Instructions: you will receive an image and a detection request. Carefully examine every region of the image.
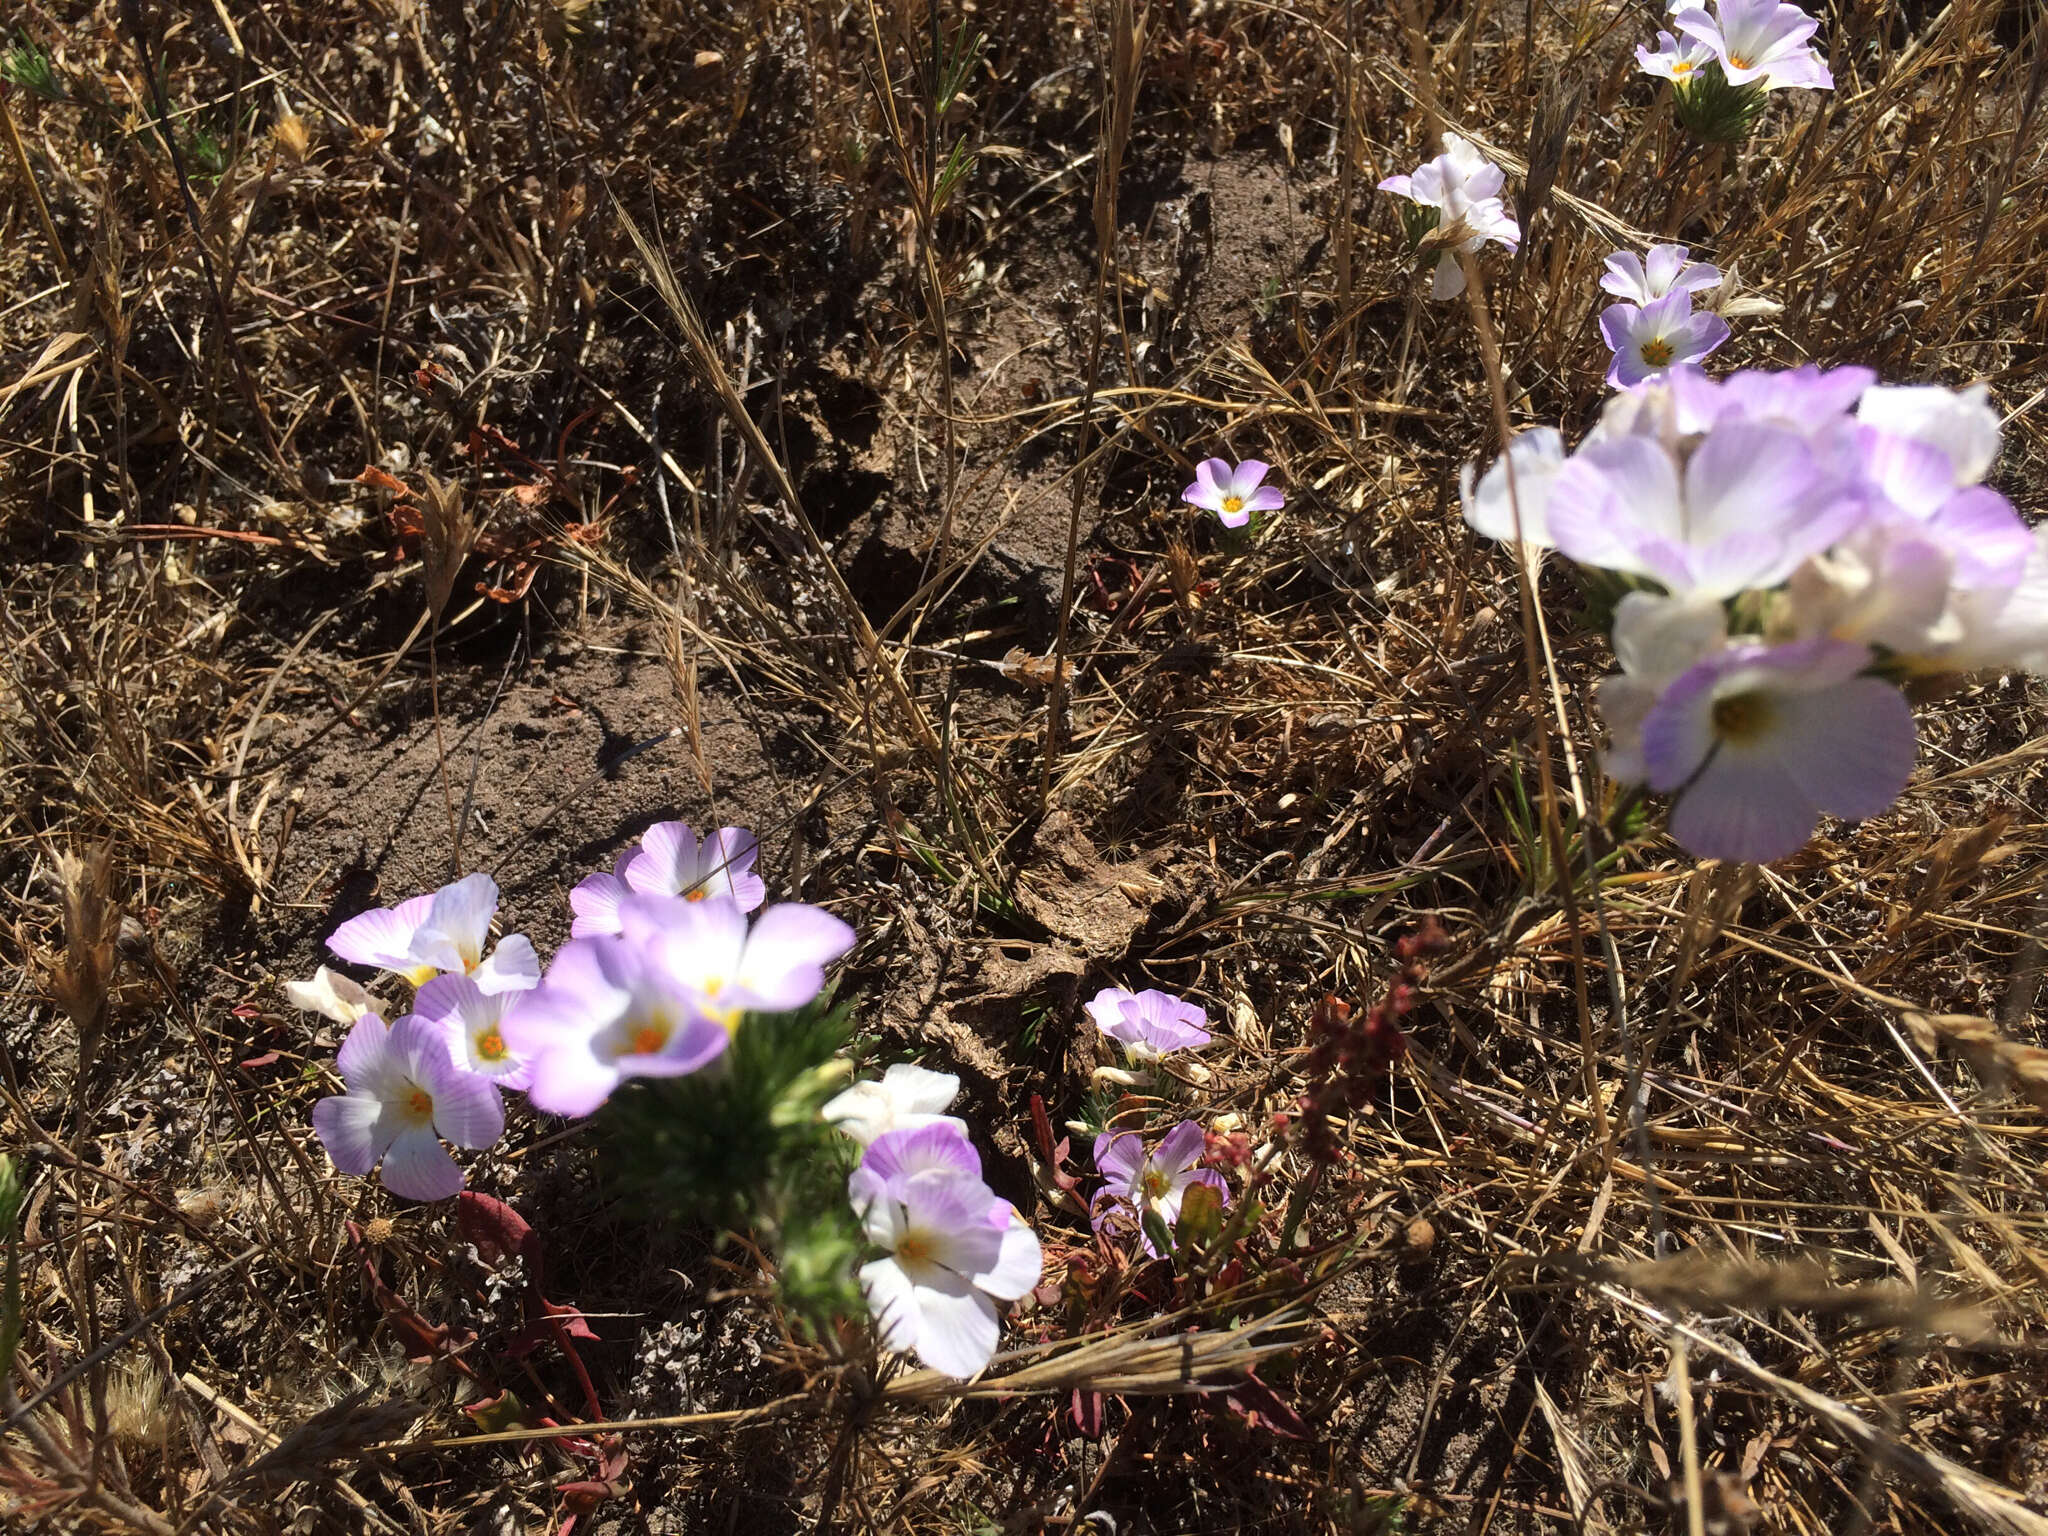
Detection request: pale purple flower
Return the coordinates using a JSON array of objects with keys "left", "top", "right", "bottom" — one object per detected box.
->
[
  {"left": 1636, "top": 28, "right": 1719, "bottom": 84},
  {"left": 569, "top": 822, "right": 765, "bottom": 937},
  {"left": 1601, "top": 244, "right": 1723, "bottom": 305},
  {"left": 415, "top": 973, "right": 532, "bottom": 1091},
  {"left": 851, "top": 1125, "right": 1042, "bottom": 1379},
  {"left": 1672, "top": 0, "right": 1833, "bottom": 90},
  {"left": 1377, "top": 132, "right": 1519, "bottom": 301},
  {"left": 1671, "top": 363, "right": 1876, "bottom": 436},
  {"left": 1600, "top": 290, "right": 1731, "bottom": 388},
  {"left": 1543, "top": 417, "right": 1863, "bottom": 598},
  {"left": 1641, "top": 637, "right": 1915, "bottom": 862},
  {"left": 1183, "top": 458, "right": 1284, "bottom": 528},
  {"left": 1091, "top": 1121, "right": 1227, "bottom": 1257},
  {"left": 503, "top": 893, "right": 854, "bottom": 1116},
  {"left": 1086, "top": 986, "right": 1211, "bottom": 1062},
  {"left": 327, "top": 873, "right": 539, "bottom": 995},
  {"left": 310, "top": 1011, "right": 504, "bottom": 1201},
  {"left": 823, "top": 1064, "right": 967, "bottom": 1147}
]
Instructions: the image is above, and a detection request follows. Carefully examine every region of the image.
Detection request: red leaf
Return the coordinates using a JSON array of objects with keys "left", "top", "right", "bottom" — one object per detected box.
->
[
  {"left": 1220, "top": 1368, "right": 1312, "bottom": 1440},
  {"left": 456, "top": 1191, "right": 537, "bottom": 1267}
]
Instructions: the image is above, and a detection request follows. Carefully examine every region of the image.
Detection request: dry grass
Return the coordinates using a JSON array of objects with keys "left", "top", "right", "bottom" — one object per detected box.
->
[{"left": 3, "top": 0, "right": 2048, "bottom": 1531}]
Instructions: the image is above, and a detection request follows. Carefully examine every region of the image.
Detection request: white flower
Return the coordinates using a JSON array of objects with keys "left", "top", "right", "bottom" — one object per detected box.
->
[
  {"left": 851, "top": 1126, "right": 1042, "bottom": 1379},
  {"left": 285, "top": 965, "right": 379, "bottom": 1025},
  {"left": 327, "top": 873, "right": 540, "bottom": 994},
  {"left": 822, "top": 1064, "right": 967, "bottom": 1147},
  {"left": 1377, "top": 132, "right": 1520, "bottom": 301}
]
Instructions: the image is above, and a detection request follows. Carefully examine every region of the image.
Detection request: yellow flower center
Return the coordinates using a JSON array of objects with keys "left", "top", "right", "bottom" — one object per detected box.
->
[
  {"left": 402, "top": 963, "right": 439, "bottom": 987},
  {"left": 1640, "top": 337, "right": 1675, "bottom": 367},
  {"left": 1727, "top": 53, "right": 1752, "bottom": 70},
  {"left": 684, "top": 887, "right": 708, "bottom": 902},
  {"left": 1671, "top": 60, "right": 1694, "bottom": 75},
  {"left": 1712, "top": 691, "right": 1776, "bottom": 744},
  {"left": 404, "top": 1087, "right": 434, "bottom": 1122},
  {"left": 476, "top": 1030, "right": 507, "bottom": 1062},
  {"left": 1221, "top": 495, "right": 1244, "bottom": 515},
  {"left": 1141, "top": 1167, "right": 1173, "bottom": 1202}
]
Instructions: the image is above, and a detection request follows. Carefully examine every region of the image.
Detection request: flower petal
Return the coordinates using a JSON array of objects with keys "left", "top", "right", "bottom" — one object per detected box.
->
[
  {"left": 908, "top": 1271, "right": 1001, "bottom": 1378},
  {"left": 1153, "top": 1119, "right": 1208, "bottom": 1174},
  {"left": 334, "top": 1011, "right": 394, "bottom": 1087},
  {"left": 1092, "top": 1129, "right": 1146, "bottom": 1184},
  {"left": 975, "top": 1215, "right": 1044, "bottom": 1301},
  {"left": 327, "top": 893, "right": 432, "bottom": 970},
  {"left": 474, "top": 934, "right": 540, "bottom": 995},
  {"left": 378, "top": 1127, "right": 465, "bottom": 1202},
  {"left": 568, "top": 872, "right": 630, "bottom": 937},
  {"left": 311, "top": 1093, "right": 394, "bottom": 1176},
  {"left": 421, "top": 1058, "right": 506, "bottom": 1150},
  {"left": 859, "top": 1257, "right": 923, "bottom": 1356},
  {"left": 735, "top": 902, "right": 856, "bottom": 1013}
]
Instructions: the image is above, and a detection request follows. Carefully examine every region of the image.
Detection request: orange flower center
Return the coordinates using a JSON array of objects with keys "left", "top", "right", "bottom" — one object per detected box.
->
[
  {"left": 1728, "top": 53, "right": 1752, "bottom": 70},
  {"left": 1640, "top": 337, "right": 1675, "bottom": 367},
  {"left": 476, "top": 1030, "right": 507, "bottom": 1061},
  {"left": 897, "top": 1231, "right": 934, "bottom": 1266},
  {"left": 405, "top": 1087, "right": 434, "bottom": 1120},
  {"left": 684, "top": 887, "right": 708, "bottom": 902},
  {"left": 1141, "top": 1168, "right": 1173, "bottom": 1201},
  {"left": 631, "top": 1023, "right": 671, "bottom": 1056}
]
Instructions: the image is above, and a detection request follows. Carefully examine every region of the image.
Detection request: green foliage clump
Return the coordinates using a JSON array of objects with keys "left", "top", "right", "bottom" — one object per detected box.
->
[{"left": 594, "top": 1000, "right": 866, "bottom": 1332}]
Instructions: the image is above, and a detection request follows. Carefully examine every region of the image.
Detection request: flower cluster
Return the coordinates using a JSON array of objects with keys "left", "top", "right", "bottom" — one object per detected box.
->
[
  {"left": 1639, "top": 0, "right": 1832, "bottom": 141},
  {"left": 829, "top": 1072, "right": 1042, "bottom": 1378},
  {"left": 1599, "top": 244, "right": 1728, "bottom": 388},
  {"left": 1464, "top": 367, "right": 2038, "bottom": 861},
  {"left": 299, "top": 825, "right": 852, "bottom": 1197},
  {"left": 1377, "top": 133, "right": 1520, "bottom": 300}
]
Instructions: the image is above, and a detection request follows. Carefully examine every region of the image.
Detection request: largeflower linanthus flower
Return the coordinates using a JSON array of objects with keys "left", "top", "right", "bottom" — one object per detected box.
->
[
  {"left": 1183, "top": 459, "right": 1284, "bottom": 529},
  {"left": 823, "top": 1064, "right": 968, "bottom": 1147},
  {"left": 310, "top": 1011, "right": 505, "bottom": 1201},
  {"left": 1600, "top": 290, "right": 1731, "bottom": 388},
  {"left": 851, "top": 1125, "right": 1042, "bottom": 1378},
  {"left": 1091, "top": 1121, "right": 1228, "bottom": 1257},
  {"left": 1640, "top": 636, "right": 1915, "bottom": 862},
  {"left": 1086, "top": 986, "right": 1212, "bottom": 1062},
  {"left": 1377, "top": 132, "right": 1520, "bottom": 300},
  {"left": 1600, "top": 244, "right": 1723, "bottom": 305},
  {"left": 415, "top": 973, "right": 532, "bottom": 1091},
  {"left": 505, "top": 893, "right": 855, "bottom": 1116},
  {"left": 1542, "top": 410, "right": 1860, "bottom": 599},
  {"left": 570, "top": 822, "right": 765, "bottom": 938},
  {"left": 1672, "top": 0, "right": 1833, "bottom": 91},
  {"left": 327, "top": 873, "right": 539, "bottom": 994}
]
